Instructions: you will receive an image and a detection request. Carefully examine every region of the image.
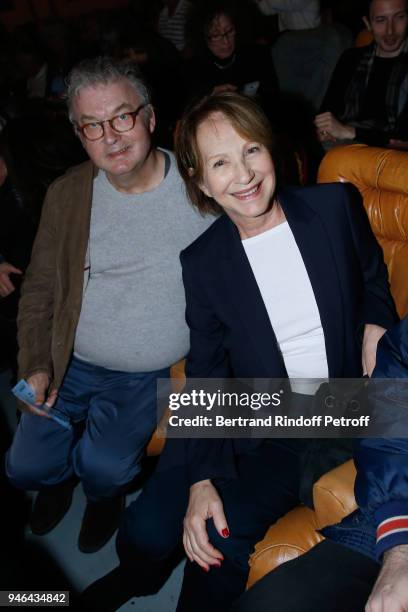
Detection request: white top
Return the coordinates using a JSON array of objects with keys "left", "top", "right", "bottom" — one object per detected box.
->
[
  {"left": 255, "top": 0, "right": 321, "bottom": 31},
  {"left": 243, "top": 221, "right": 328, "bottom": 393}
]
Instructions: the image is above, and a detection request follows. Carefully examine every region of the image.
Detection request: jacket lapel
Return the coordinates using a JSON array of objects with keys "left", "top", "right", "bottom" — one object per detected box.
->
[
  {"left": 219, "top": 218, "right": 287, "bottom": 377},
  {"left": 217, "top": 188, "right": 346, "bottom": 377}
]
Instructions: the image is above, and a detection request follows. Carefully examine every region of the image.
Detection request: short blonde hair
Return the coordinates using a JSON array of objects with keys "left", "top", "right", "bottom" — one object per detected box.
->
[{"left": 175, "top": 92, "right": 276, "bottom": 215}]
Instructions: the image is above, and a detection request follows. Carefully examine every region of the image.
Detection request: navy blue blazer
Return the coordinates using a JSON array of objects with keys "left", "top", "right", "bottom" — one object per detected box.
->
[{"left": 161, "top": 183, "right": 397, "bottom": 485}]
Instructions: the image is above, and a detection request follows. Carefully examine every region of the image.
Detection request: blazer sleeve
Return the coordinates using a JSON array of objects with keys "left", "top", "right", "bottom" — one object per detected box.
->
[
  {"left": 181, "top": 249, "right": 232, "bottom": 379},
  {"left": 179, "top": 248, "right": 237, "bottom": 485},
  {"left": 354, "top": 317, "right": 408, "bottom": 559},
  {"left": 342, "top": 184, "right": 398, "bottom": 332},
  {"left": 17, "top": 184, "right": 58, "bottom": 381}
]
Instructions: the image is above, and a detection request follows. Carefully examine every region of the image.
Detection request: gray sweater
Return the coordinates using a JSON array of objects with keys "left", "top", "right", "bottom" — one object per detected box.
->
[{"left": 74, "top": 151, "right": 213, "bottom": 372}]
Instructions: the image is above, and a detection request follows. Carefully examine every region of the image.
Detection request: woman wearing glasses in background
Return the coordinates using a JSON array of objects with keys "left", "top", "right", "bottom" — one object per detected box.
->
[{"left": 186, "top": 1, "right": 279, "bottom": 113}]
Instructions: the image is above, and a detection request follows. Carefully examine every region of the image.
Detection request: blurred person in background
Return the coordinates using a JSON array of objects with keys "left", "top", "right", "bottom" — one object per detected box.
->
[
  {"left": 0, "top": 112, "right": 83, "bottom": 376},
  {"left": 158, "top": 0, "right": 193, "bottom": 54},
  {"left": 254, "top": 0, "right": 321, "bottom": 31},
  {"left": 186, "top": 0, "right": 279, "bottom": 113},
  {"left": 315, "top": 0, "right": 408, "bottom": 148}
]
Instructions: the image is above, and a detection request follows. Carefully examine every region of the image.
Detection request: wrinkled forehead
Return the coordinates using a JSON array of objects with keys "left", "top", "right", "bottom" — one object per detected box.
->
[
  {"left": 196, "top": 112, "right": 236, "bottom": 144},
  {"left": 72, "top": 78, "right": 141, "bottom": 121}
]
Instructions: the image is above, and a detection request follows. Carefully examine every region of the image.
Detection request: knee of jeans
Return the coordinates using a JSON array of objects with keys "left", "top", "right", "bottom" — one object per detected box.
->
[
  {"left": 117, "top": 503, "right": 176, "bottom": 562},
  {"left": 5, "top": 448, "right": 53, "bottom": 491},
  {"left": 75, "top": 446, "right": 138, "bottom": 498}
]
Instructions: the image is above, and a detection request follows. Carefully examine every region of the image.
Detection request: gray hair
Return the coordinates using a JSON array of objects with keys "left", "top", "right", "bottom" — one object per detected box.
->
[{"left": 66, "top": 56, "right": 151, "bottom": 123}]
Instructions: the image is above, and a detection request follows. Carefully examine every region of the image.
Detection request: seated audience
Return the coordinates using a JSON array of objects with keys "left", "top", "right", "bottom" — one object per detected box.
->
[
  {"left": 157, "top": 0, "right": 192, "bottom": 53},
  {"left": 186, "top": 0, "right": 279, "bottom": 117},
  {"left": 82, "top": 92, "right": 397, "bottom": 611},
  {"left": 315, "top": 0, "right": 408, "bottom": 148},
  {"left": 0, "top": 113, "right": 82, "bottom": 375},
  {"left": 5, "top": 57, "right": 212, "bottom": 556}
]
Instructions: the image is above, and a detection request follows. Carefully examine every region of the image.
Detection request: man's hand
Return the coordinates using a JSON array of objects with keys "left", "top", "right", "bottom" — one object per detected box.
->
[
  {"left": 314, "top": 112, "right": 356, "bottom": 142},
  {"left": 0, "top": 262, "right": 22, "bottom": 297},
  {"left": 366, "top": 545, "right": 408, "bottom": 611},
  {"left": 362, "top": 324, "right": 387, "bottom": 377},
  {"left": 20, "top": 373, "right": 58, "bottom": 417},
  {"left": 183, "top": 479, "right": 229, "bottom": 571}
]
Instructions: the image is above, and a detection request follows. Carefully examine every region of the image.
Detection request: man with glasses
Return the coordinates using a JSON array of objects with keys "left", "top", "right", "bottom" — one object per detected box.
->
[{"left": 6, "top": 56, "right": 213, "bottom": 553}]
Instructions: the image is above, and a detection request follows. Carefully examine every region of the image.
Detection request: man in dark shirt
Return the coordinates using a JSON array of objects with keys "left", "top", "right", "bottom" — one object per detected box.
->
[{"left": 315, "top": 0, "right": 408, "bottom": 148}]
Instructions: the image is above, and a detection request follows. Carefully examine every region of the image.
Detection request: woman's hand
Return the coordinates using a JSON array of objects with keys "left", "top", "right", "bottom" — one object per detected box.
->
[
  {"left": 183, "top": 479, "right": 229, "bottom": 571},
  {"left": 362, "top": 324, "right": 387, "bottom": 377}
]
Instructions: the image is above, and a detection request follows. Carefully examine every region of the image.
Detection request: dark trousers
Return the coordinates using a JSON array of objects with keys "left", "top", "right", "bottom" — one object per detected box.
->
[
  {"left": 118, "top": 440, "right": 303, "bottom": 611},
  {"left": 6, "top": 356, "right": 169, "bottom": 500},
  {"left": 233, "top": 539, "right": 380, "bottom": 612}
]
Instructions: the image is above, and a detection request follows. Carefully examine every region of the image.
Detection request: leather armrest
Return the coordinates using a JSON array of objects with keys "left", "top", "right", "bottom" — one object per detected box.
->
[
  {"left": 247, "top": 506, "right": 324, "bottom": 589},
  {"left": 247, "top": 460, "right": 357, "bottom": 588},
  {"left": 146, "top": 359, "right": 185, "bottom": 456},
  {"left": 313, "top": 459, "right": 357, "bottom": 529}
]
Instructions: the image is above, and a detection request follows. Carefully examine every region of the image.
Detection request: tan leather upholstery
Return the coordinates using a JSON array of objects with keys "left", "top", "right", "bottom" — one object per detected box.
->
[
  {"left": 247, "top": 144, "right": 408, "bottom": 587},
  {"left": 318, "top": 145, "right": 408, "bottom": 318},
  {"left": 313, "top": 460, "right": 357, "bottom": 530},
  {"left": 247, "top": 506, "right": 324, "bottom": 589},
  {"left": 247, "top": 461, "right": 357, "bottom": 587},
  {"left": 146, "top": 359, "right": 186, "bottom": 456}
]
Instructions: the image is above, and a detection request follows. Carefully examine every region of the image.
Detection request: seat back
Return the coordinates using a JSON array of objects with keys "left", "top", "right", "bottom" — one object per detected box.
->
[
  {"left": 272, "top": 24, "right": 353, "bottom": 111},
  {"left": 318, "top": 144, "right": 408, "bottom": 318}
]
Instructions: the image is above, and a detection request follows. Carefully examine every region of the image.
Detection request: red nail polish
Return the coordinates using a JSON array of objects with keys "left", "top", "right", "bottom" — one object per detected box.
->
[
  {"left": 203, "top": 566, "right": 209, "bottom": 573},
  {"left": 213, "top": 561, "right": 221, "bottom": 568},
  {"left": 222, "top": 528, "right": 230, "bottom": 538}
]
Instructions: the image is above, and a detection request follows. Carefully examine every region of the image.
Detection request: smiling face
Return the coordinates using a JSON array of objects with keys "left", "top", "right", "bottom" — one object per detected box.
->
[
  {"left": 364, "top": 0, "right": 408, "bottom": 57},
  {"left": 196, "top": 112, "right": 276, "bottom": 229},
  {"left": 72, "top": 78, "right": 155, "bottom": 184}
]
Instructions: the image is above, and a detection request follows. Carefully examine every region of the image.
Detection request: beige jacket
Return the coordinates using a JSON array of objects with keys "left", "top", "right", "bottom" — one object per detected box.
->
[{"left": 18, "top": 161, "right": 95, "bottom": 388}]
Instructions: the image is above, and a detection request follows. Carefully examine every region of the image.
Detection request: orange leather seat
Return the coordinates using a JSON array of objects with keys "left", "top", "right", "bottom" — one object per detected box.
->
[
  {"left": 355, "top": 29, "right": 374, "bottom": 48},
  {"left": 146, "top": 358, "right": 186, "bottom": 456}
]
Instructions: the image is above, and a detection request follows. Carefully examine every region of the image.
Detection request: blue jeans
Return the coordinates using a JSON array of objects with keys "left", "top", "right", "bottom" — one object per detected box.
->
[{"left": 6, "top": 356, "right": 169, "bottom": 500}]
